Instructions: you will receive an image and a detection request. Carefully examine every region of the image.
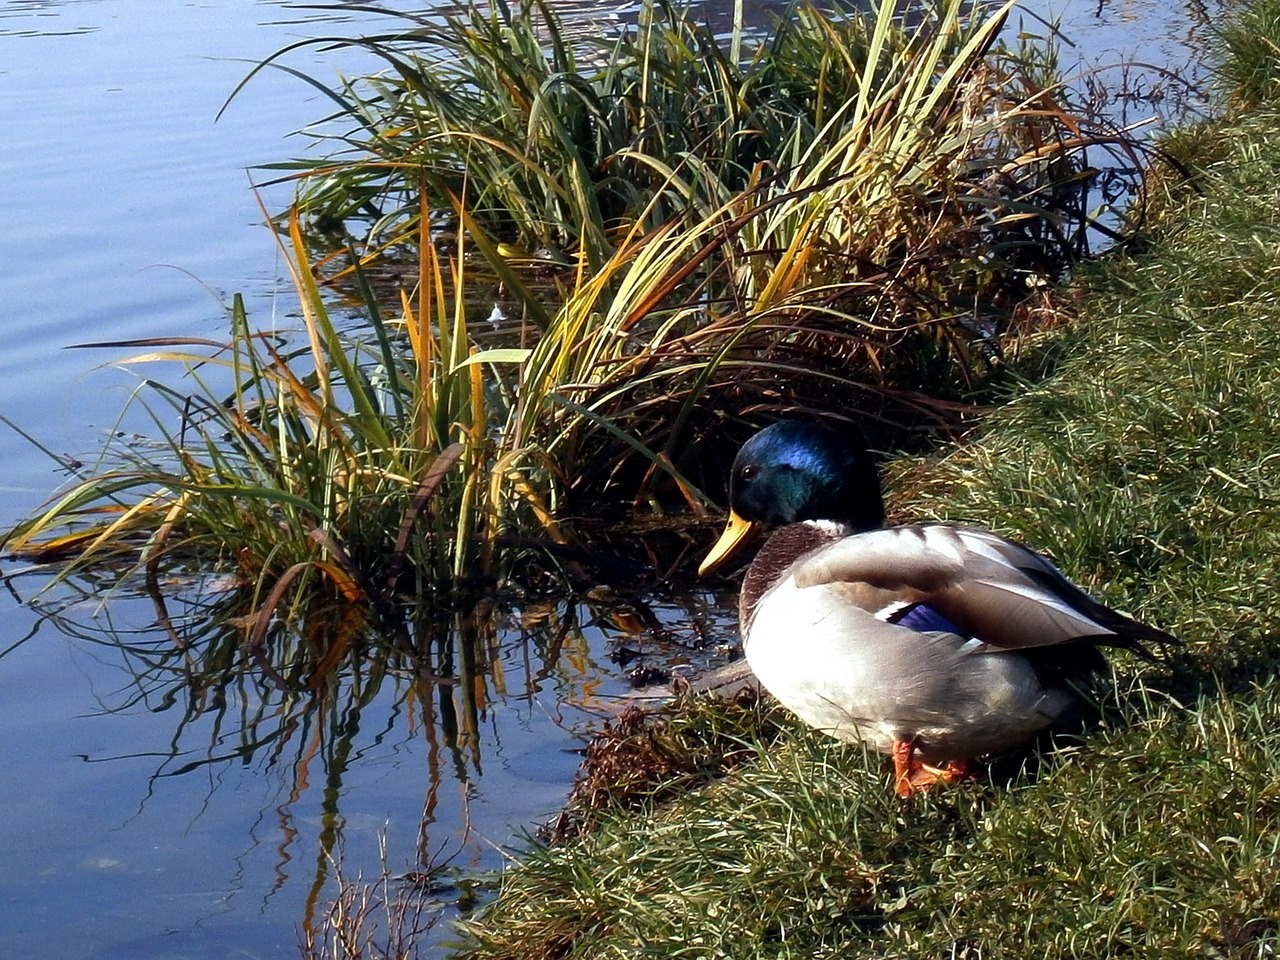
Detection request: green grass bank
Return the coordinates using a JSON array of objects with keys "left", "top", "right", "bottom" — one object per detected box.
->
[{"left": 448, "top": 13, "right": 1280, "bottom": 960}]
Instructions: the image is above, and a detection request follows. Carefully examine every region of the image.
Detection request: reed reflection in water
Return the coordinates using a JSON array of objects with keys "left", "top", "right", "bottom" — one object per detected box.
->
[{"left": 4, "top": 565, "right": 734, "bottom": 944}]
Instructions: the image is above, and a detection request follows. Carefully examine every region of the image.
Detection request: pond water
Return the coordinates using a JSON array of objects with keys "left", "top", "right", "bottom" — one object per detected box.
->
[{"left": 0, "top": 0, "right": 1217, "bottom": 957}]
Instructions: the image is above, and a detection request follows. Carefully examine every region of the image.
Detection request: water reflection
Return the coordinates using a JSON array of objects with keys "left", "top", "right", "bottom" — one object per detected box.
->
[
  {"left": 0, "top": 0, "right": 101, "bottom": 37},
  {"left": 261, "top": 0, "right": 443, "bottom": 26},
  {"left": 0, "top": 0, "right": 434, "bottom": 38},
  {"left": 4, "top": 563, "right": 734, "bottom": 948}
]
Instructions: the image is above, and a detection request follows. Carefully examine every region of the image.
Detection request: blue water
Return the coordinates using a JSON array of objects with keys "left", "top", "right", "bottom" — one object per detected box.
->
[{"left": 0, "top": 0, "right": 1213, "bottom": 957}]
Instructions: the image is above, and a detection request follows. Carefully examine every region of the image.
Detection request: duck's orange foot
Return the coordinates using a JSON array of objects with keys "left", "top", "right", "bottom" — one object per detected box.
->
[{"left": 891, "top": 740, "right": 975, "bottom": 798}]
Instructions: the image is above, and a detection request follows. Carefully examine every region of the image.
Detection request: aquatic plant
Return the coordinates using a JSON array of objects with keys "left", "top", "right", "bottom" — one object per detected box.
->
[
  {"left": 4, "top": 0, "right": 1148, "bottom": 626},
  {"left": 263, "top": 0, "right": 1141, "bottom": 279},
  {"left": 2, "top": 202, "right": 590, "bottom": 609},
  {"left": 256, "top": 0, "right": 1147, "bottom": 479}
]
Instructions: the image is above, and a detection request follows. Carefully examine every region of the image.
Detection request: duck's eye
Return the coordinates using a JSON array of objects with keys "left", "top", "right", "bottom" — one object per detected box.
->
[{"left": 739, "top": 465, "right": 758, "bottom": 482}]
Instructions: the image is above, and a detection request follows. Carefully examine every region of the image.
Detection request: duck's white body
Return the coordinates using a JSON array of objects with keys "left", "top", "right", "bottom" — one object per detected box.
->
[{"left": 741, "top": 522, "right": 1145, "bottom": 763}]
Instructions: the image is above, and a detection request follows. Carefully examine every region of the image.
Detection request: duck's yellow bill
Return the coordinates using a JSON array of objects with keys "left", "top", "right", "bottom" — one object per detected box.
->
[{"left": 698, "top": 509, "right": 761, "bottom": 576}]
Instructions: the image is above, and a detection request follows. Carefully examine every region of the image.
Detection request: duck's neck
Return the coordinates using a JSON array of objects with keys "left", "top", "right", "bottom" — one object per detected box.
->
[{"left": 740, "top": 520, "right": 855, "bottom": 637}]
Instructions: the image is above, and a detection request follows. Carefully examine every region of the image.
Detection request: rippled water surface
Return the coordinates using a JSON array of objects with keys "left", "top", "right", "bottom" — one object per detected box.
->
[{"left": 0, "top": 0, "right": 1215, "bottom": 957}]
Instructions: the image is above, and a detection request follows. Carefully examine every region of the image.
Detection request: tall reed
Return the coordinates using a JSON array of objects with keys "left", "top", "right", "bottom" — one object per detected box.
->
[
  {"left": 3, "top": 201, "right": 580, "bottom": 614},
  {"left": 253, "top": 0, "right": 1145, "bottom": 489}
]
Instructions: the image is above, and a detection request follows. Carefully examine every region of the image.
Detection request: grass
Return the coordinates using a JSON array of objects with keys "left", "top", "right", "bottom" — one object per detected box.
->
[
  {"left": 458, "top": 694, "right": 1280, "bottom": 958},
  {"left": 1212, "top": 0, "right": 1280, "bottom": 110},
  {"left": 444, "top": 9, "right": 1280, "bottom": 956}
]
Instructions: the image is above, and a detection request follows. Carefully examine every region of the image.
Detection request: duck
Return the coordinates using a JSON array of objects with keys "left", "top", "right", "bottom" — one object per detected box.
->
[{"left": 699, "top": 420, "right": 1177, "bottom": 797}]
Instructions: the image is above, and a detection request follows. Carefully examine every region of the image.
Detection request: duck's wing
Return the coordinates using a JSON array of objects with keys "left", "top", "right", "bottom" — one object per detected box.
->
[{"left": 791, "top": 523, "right": 1177, "bottom": 653}]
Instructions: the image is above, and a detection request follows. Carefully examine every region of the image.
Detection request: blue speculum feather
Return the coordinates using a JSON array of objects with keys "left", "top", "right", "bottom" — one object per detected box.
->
[{"left": 891, "top": 603, "right": 964, "bottom": 636}]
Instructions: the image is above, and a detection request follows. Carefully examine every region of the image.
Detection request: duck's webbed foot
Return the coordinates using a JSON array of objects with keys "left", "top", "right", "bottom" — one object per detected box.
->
[{"left": 891, "top": 739, "right": 974, "bottom": 798}]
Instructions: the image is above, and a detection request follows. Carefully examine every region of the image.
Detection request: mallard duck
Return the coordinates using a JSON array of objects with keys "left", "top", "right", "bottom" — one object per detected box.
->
[{"left": 699, "top": 420, "right": 1177, "bottom": 797}]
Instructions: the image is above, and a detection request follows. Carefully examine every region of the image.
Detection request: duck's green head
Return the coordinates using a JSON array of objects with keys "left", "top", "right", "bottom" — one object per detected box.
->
[{"left": 699, "top": 420, "right": 885, "bottom": 575}]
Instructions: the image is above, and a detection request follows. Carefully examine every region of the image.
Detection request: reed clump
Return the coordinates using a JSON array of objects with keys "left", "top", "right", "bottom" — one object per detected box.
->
[
  {"left": 266, "top": 0, "right": 1146, "bottom": 474},
  {"left": 5, "top": 0, "right": 1144, "bottom": 646}
]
